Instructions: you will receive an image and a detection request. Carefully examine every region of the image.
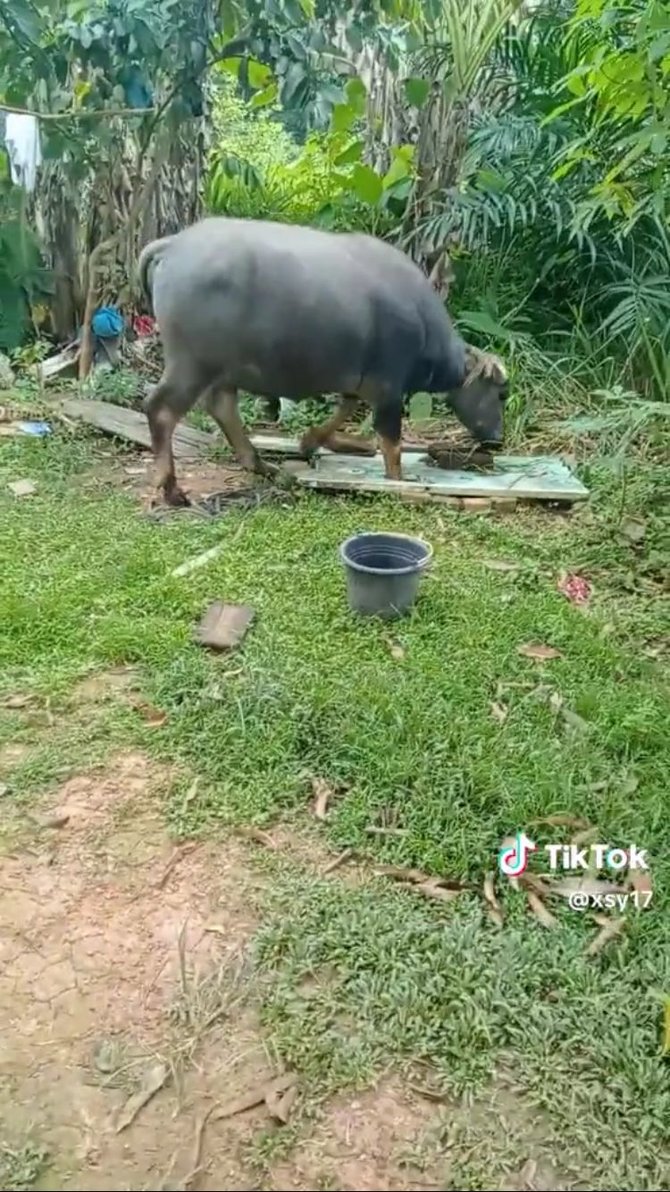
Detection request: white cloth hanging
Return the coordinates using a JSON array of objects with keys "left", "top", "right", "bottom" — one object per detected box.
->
[{"left": 4, "top": 112, "right": 42, "bottom": 193}]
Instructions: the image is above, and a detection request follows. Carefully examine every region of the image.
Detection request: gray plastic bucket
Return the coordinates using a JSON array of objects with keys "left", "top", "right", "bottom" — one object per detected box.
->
[{"left": 339, "top": 532, "right": 433, "bottom": 619}]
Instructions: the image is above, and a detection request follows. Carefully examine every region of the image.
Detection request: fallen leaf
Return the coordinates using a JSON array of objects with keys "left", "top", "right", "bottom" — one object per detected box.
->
[
  {"left": 157, "top": 842, "right": 198, "bottom": 889},
  {"left": 519, "top": 1157, "right": 538, "bottom": 1190},
  {"left": 180, "top": 777, "right": 200, "bottom": 812},
  {"left": 8, "top": 478, "right": 37, "bottom": 497},
  {"left": 518, "top": 643, "right": 563, "bottom": 661},
  {"left": 115, "top": 1062, "right": 169, "bottom": 1132},
  {"left": 662, "top": 999, "right": 670, "bottom": 1055},
  {"left": 526, "top": 889, "right": 558, "bottom": 929},
  {"left": 411, "top": 878, "right": 466, "bottom": 903},
  {"left": 483, "top": 873, "right": 504, "bottom": 928},
  {"left": 132, "top": 699, "right": 167, "bottom": 728},
  {"left": 375, "top": 864, "right": 438, "bottom": 884},
  {"left": 376, "top": 865, "right": 469, "bottom": 898},
  {"left": 265, "top": 1082, "right": 297, "bottom": 1124},
  {"left": 483, "top": 559, "right": 521, "bottom": 573},
  {"left": 311, "top": 776, "right": 335, "bottom": 820},
  {"left": 571, "top": 825, "right": 599, "bottom": 848},
  {"left": 366, "top": 824, "right": 409, "bottom": 836},
  {"left": 490, "top": 701, "right": 509, "bottom": 725},
  {"left": 1, "top": 693, "right": 34, "bottom": 709},
  {"left": 529, "top": 814, "right": 590, "bottom": 830},
  {"left": 213, "top": 1073, "right": 296, "bottom": 1121},
  {"left": 408, "top": 1082, "right": 448, "bottom": 1103},
  {"left": 384, "top": 637, "right": 406, "bottom": 661},
  {"left": 621, "top": 517, "right": 646, "bottom": 544},
  {"left": 585, "top": 916, "right": 625, "bottom": 956},
  {"left": 322, "top": 848, "right": 355, "bottom": 875},
  {"left": 237, "top": 826, "right": 277, "bottom": 849},
  {"left": 0, "top": 784, "right": 8, "bottom": 798},
  {"left": 548, "top": 690, "right": 564, "bottom": 714},
  {"left": 628, "top": 870, "right": 653, "bottom": 898},
  {"left": 621, "top": 773, "right": 639, "bottom": 795},
  {"left": 550, "top": 876, "right": 621, "bottom": 899},
  {"left": 28, "top": 811, "right": 70, "bottom": 830},
  {"left": 557, "top": 572, "right": 592, "bottom": 605},
  {"left": 562, "top": 707, "right": 590, "bottom": 732},
  {"left": 519, "top": 871, "right": 554, "bottom": 897}
]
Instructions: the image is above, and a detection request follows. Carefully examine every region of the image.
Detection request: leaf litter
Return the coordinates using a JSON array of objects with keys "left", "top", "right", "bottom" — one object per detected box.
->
[
  {"left": 490, "top": 700, "right": 509, "bottom": 724},
  {"left": 384, "top": 636, "right": 406, "bottom": 661},
  {"left": 131, "top": 698, "right": 167, "bottom": 728},
  {"left": 213, "top": 1072, "right": 297, "bottom": 1121},
  {"left": 375, "top": 864, "right": 470, "bottom": 904},
  {"left": 311, "top": 776, "right": 337, "bottom": 820},
  {"left": 525, "top": 889, "right": 558, "bottom": 929},
  {"left": 483, "top": 559, "right": 521, "bottom": 573},
  {"left": 518, "top": 642, "right": 563, "bottom": 661},
  {"left": 115, "top": 1061, "right": 169, "bottom": 1132},
  {"left": 483, "top": 873, "right": 504, "bottom": 927},
  {"left": 529, "top": 814, "right": 590, "bottom": 830},
  {"left": 586, "top": 915, "right": 625, "bottom": 957}
]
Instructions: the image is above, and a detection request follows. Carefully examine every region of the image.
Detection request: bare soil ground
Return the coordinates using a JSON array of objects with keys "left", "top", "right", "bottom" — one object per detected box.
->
[{"left": 0, "top": 742, "right": 565, "bottom": 1191}]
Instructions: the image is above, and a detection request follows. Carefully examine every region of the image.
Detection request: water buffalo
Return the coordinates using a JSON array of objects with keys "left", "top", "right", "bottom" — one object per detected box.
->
[{"left": 138, "top": 217, "right": 507, "bottom": 506}]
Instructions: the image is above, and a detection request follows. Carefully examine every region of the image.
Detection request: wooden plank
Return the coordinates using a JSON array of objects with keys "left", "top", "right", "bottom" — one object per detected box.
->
[
  {"left": 56, "top": 403, "right": 366, "bottom": 460},
  {"left": 195, "top": 602, "right": 255, "bottom": 651},
  {"left": 289, "top": 451, "right": 589, "bottom": 503},
  {"left": 59, "top": 399, "right": 215, "bottom": 458},
  {"left": 53, "top": 403, "right": 588, "bottom": 502}
]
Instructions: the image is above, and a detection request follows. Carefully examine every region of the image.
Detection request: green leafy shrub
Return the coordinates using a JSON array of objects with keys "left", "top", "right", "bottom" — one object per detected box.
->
[{"left": 0, "top": 167, "right": 52, "bottom": 352}]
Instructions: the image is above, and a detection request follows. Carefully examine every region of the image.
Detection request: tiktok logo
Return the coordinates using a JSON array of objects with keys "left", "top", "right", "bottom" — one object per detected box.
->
[{"left": 498, "top": 831, "right": 537, "bottom": 877}]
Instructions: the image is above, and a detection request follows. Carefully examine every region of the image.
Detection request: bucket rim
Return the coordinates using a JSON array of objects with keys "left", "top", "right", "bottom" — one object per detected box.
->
[{"left": 339, "top": 531, "right": 433, "bottom": 577}]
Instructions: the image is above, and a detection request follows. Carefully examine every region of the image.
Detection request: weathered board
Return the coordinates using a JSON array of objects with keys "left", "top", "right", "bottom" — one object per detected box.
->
[
  {"left": 57, "top": 400, "right": 345, "bottom": 459},
  {"left": 59, "top": 399, "right": 214, "bottom": 458},
  {"left": 55, "top": 399, "right": 588, "bottom": 502},
  {"left": 288, "top": 450, "right": 589, "bottom": 503}
]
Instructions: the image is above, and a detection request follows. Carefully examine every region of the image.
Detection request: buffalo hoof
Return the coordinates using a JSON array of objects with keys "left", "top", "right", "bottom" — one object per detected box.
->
[
  {"left": 249, "top": 455, "right": 279, "bottom": 479},
  {"left": 164, "top": 483, "right": 191, "bottom": 507},
  {"left": 298, "top": 431, "right": 320, "bottom": 460}
]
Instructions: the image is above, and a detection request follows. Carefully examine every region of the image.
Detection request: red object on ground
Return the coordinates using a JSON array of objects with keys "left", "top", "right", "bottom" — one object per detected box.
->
[
  {"left": 558, "top": 573, "right": 591, "bottom": 605},
  {"left": 133, "top": 314, "right": 156, "bottom": 337}
]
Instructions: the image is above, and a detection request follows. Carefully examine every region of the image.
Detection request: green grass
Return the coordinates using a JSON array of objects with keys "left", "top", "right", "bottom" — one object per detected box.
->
[{"left": 1, "top": 430, "right": 669, "bottom": 1190}]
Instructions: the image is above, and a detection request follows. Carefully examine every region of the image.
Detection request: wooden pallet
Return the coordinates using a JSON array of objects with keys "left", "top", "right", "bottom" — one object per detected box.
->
[
  {"left": 56, "top": 398, "right": 589, "bottom": 505},
  {"left": 287, "top": 450, "right": 589, "bottom": 505}
]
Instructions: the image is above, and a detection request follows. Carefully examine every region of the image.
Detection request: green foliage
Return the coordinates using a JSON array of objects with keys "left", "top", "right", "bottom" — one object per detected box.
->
[
  {"left": 0, "top": 174, "right": 52, "bottom": 352},
  {"left": 552, "top": 0, "right": 670, "bottom": 228},
  {"left": 206, "top": 73, "right": 414, "bottom": 231}
]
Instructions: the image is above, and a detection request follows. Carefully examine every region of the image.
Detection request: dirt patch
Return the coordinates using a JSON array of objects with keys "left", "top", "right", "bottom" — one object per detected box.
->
[
  {"left": 0, "top": 741, "right": 32, "bottom": 770},
  {"left": 270, "top": 1079, "right": 435, "bottom": 1191},
  {"left": 121, "top": 454, "right": 252, "bottom": 507},
  {"left": 0, "top": 752, "right": 270, "bottom": 1189},
  {"left": 70, "top": 666, "right": 140, "bottom": 706}
]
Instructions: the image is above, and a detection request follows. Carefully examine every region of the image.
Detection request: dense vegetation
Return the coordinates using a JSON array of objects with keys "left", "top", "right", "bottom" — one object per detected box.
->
[{"left": 1, "top": 0, "right": 670, "bottom": 417}]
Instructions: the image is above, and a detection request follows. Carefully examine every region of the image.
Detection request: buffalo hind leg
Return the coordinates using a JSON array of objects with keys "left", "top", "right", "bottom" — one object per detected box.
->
[
  {"left": 144, "top": 372, "right": 202, "bottom": 506},
  {"left": 300, "top": 396, "right": 374, "bottom": 457},
  {"left": 203, "top": 388, "right": 276, "bottom": 477},
  {"left": 373, "top": 397, "right": 403, "bottom": 481}
]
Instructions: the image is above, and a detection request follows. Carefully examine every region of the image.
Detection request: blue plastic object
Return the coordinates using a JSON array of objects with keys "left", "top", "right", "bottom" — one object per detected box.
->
[
  {"left": 92, "top": 306, "right": 124, "bottom": 339},
  {"left": 339, "top": 531, "right": 433, "bottom": 619},
  {"left": 18, "top": 421, "right": 51, "bottom": 437}
]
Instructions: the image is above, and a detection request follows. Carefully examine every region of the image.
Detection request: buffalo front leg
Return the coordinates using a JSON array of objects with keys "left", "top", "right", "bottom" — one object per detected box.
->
[
  {"left": 144, "top": 372, "right": 200, "bottom": 506},
  {"left": 372, "top": 397, "right": 403, "bottom": 481},
  {"left": 203, "top": 388, "right": 276, "bottom": 477}
]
